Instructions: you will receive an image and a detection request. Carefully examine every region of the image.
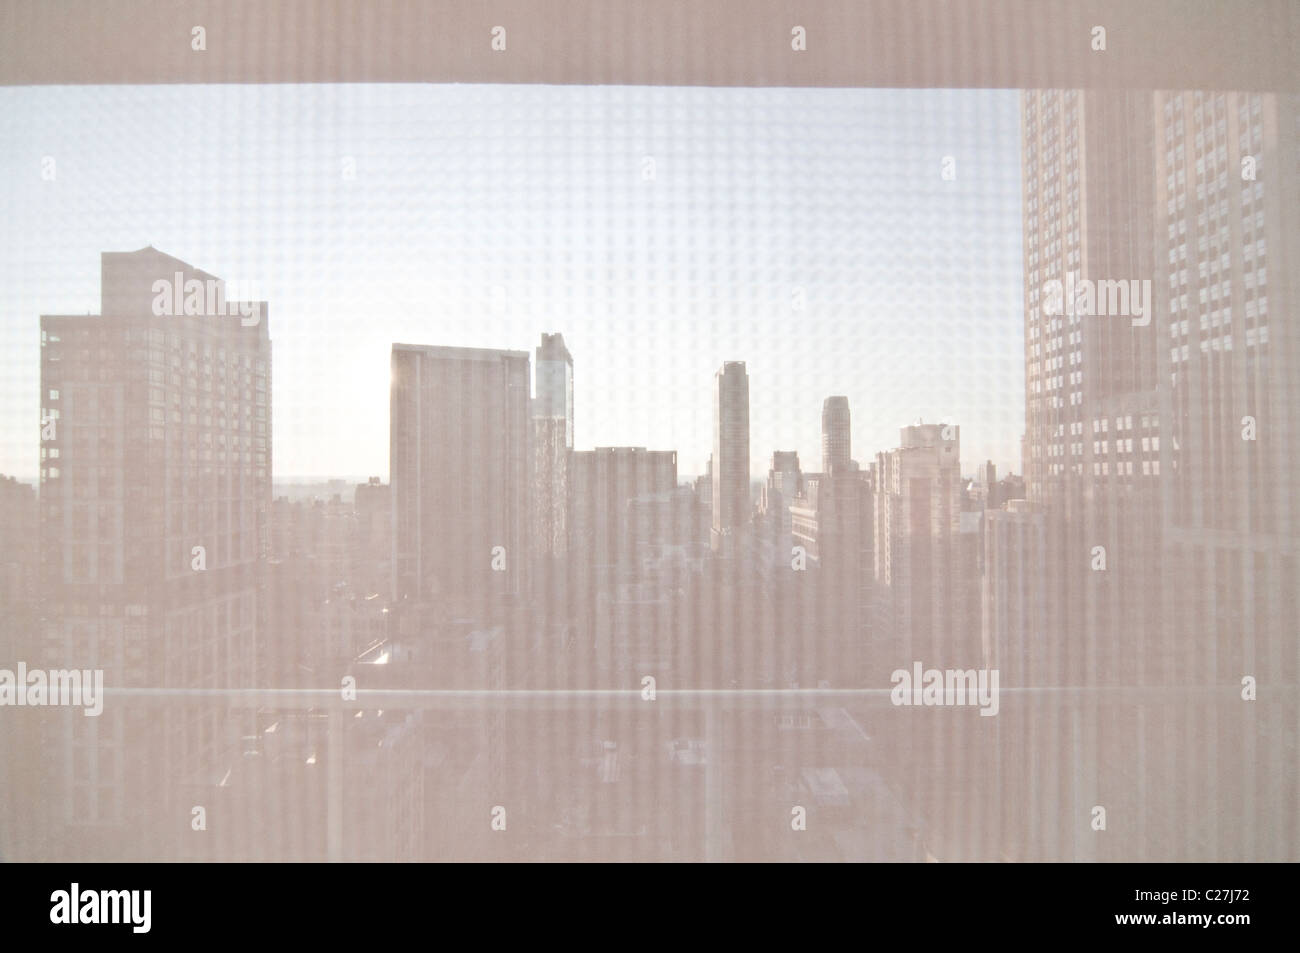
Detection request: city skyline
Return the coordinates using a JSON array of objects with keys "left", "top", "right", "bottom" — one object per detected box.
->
[
  {"left": 0, "top": 83, "right": 1025, "bottom": 482},
  {"left": 3, "top": 77, "right": 1295, "bottom": 863}
]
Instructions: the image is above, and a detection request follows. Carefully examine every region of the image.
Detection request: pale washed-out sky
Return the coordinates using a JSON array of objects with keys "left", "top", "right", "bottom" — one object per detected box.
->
[{"left": 0, "top": 84, "right": 1023, "bottom": 481}]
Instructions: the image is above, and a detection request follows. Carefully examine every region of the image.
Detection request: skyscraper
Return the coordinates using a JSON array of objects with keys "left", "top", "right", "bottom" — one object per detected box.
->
[
  {"left": 873, "top": 423, "right": 977, "bottom": 665},
  {"left": 821, "top": 396, "right": 851, "bottom": 474},
  {"left": 711, "top": 361, "right": 750, "bottom": 552},
  {"left": 1149, "top": 90, "right": 1300, "bottom": 863},
  {"left": 533, "top": 332, "right": 574, "bottom": 448},
  {"left": 531, "top": 333, "right": 573, "bottom": 564},
  {"left": 1018, "top": 88, "right": 1300, "bottom": 685},
  {"left": 1018, "top": 89, "right": 1165, "bottom": 688},
  {"left": 1008, "top": 89, "right": 1300, "bottom": 860},
  {"left": 1153, "top": 91, "right": 1300, "bottom": 689},
  {"left": 390, "top": 344, "right": 531, "bottom": 618},
  {"left": 39, "top": 247, "right": 271, "bottom": 856},
  {"left": 1021, "top": 90, "right": 1159, "bottom": 506}
]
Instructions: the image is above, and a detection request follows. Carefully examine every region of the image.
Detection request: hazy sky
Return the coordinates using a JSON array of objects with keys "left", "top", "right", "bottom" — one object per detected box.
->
[{"left": 0, "top": 84, "right": 1023, "bottom": 481}]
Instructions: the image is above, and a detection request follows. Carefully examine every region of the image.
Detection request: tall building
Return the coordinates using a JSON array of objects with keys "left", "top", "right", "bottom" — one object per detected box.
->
[
  {"left": 1149, "top": 90, "right": 1300, "bottom": 863},
  {"left": 873, "top": 423, "right": 978, "bottom": 666},
  {"left": 711, "top": 362, "right": 750, "bottom": 552},
  {"left": 759, "top": 450, "right": 802, "bottom": 547},
  {"left": 982, "top": 499, "right": 1049, "bottom": 683},
  {"left": 568, "top": 447, "right": 678, "bottom": 680},
  {"left": 1022, "top": 89, "right": 1159, "bottom": 506},
  {"left": 821, "top": 396, "right": 851, "bottom": 474},
  {"left": 533, "top": 332, "right": 573, "bottom": 447},
  {"left": 1009, "top": 89, "right": 1300, "bottom": 860},
  {"left": 570, "top": 447, "right": 678, "bottom": 575},
  {"left": 1020, "top": 90, "right": 1167, "bottom": 686},
  {"left": 1016, "top": 94, "right": 1169, "bottom": 860},
  {"left": 1020, "top": 89, "right": 1300, "bottom": 684},
  {"left": 531, "top": 333, "right": 573, "bottom": 564},
  {"left": 1153, "top": 91, "right": 1300, "bottom": 688},
  {"left": 789, "top": 466, "right": 874, "bottom": 681},
  {"left": 390, "top": 344, "right": 531, "bottom": 618},
  {"left": 39, "top": 247, "right": 271, "bottom": 857}
]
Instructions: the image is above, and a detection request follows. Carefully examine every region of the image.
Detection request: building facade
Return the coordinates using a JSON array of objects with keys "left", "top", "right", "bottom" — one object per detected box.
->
[
  {"left": 39, "top": 247, "right": 271, "bottom": 857},
  {"left": 390, "top": 344, "right": 531, "bottom": 620},
  {"left": 873, "top": 423, "right": 978, "bottom": 666}
]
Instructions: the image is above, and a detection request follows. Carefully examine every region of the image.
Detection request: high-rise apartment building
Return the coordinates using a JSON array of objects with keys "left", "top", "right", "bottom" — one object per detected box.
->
[
  {"left": 568, "top": 446, "right": 678, "bottom": 681},
  {"left": 570, "top": 447, "right": 678, "bottom": 574},
  {"left": 1019, "top": 89, "right": 1166, "bottom": 687},
  {"left": 390, "top": 344, "right": 531, "bottom": 618},
  {"left": 1004, "top": 89, "right": 1300, "bottom": 860},
  {"left": 39, "top": 247, "right": 271, "bottom": 856},
  {"left": 1022, "top": 90, "right": 1160, "bottom": 503},
  {"left": 1153, "top": 91, "right": 1300, "bottom": 688},
  {"left": 873, "top": 423, "right": 978, "bottom": 665},
  {"left": 1018, "top": 89, "right": 1300, "bottom": 684}
]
